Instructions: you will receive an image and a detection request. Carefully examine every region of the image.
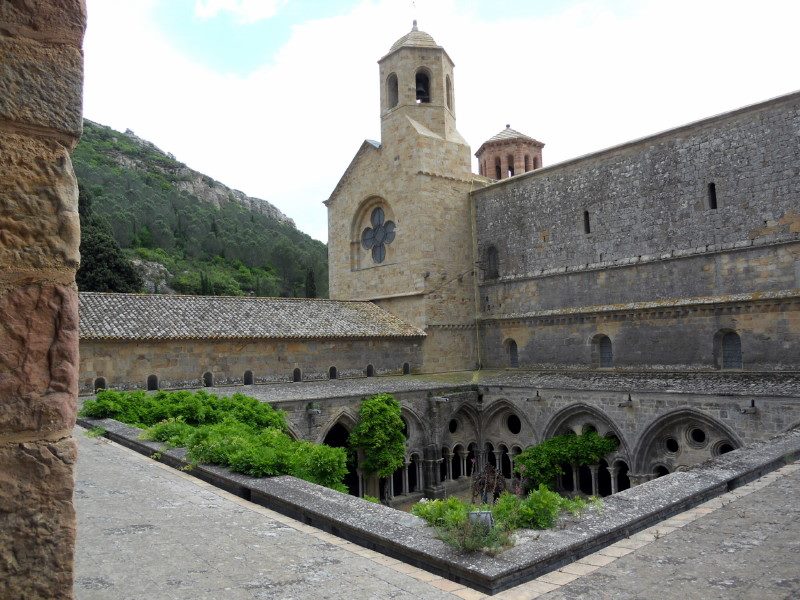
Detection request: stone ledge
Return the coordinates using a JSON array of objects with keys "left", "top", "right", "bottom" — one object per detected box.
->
[{"left": 76, "top": 416, "right": 800, "bottom": 594}]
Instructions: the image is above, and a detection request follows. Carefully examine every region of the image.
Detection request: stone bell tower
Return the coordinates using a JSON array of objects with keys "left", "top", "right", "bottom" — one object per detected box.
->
[{"left": 326, "top": 22, "right": 484, "bottom": 372}]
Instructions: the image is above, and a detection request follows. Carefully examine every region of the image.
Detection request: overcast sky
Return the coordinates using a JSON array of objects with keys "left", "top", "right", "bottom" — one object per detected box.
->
[{"left": 83, "top": 0, "right": 800, "bottom": 242}]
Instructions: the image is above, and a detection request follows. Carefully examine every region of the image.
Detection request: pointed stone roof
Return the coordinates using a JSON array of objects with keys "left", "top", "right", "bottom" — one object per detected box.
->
[
  {"left": 475, "top": 124, "right": 544, "bottom": 157},
  {"left": 79, "top": 292, "right": 425, "bottom": 341},
  {"left": 486, "top": 124, "right": 543, "bottom": 145},
  {"left": 389, "top": 20, "right": 439, "bottom": 53}
]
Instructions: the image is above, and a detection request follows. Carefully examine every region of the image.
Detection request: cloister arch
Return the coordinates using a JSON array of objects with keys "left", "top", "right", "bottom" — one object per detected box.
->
[
  {"left": 481, "top": 398, "right": 534, "bottom": 445},
  {"left": 542, "top": 403, "right": 631, "bottom": 460},
  {"left": 631, "top": 408, "right": 743, "bottom": 473}
]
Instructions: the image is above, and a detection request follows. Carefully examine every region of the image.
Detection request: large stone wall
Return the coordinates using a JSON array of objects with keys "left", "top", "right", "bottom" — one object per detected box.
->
[
  {"left": 474, "top": 92, "right": 800, "bottom": 371},
  {"left": 0, "top": 1, "right": 85, "bottom": 598},
  {"left": 79, "top": 337, "right": 422, "bottom": 394},
  {"left": 474, "top": 92, "right": 800, "bottom": 283}
]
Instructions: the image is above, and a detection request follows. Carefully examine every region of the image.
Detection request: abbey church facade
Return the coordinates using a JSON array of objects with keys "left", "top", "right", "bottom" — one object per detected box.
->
[{"left": 78, "top": 24, "right": 800, "bottom": 500}]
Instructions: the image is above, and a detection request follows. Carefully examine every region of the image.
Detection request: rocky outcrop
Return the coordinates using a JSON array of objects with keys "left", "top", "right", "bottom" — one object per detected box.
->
[
  {"left": 91, "top": 121, "right": 295, "bottom": 227},
  {"left": 131, "top": 259, "right": 175, "bottom": 294}
]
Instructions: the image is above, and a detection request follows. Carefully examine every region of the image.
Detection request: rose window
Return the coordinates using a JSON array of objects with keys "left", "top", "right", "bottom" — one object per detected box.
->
[{"left": 361, "top": 207, "right": 396, "bottom": 264}]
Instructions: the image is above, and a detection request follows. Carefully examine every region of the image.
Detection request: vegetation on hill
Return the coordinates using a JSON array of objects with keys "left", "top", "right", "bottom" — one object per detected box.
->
[
  {"left": 77, "top": 183, "right": 143, "bottom": 293},
  {"left": 72, "top": 120, "right": 328, "bottom": 297},
  {"left": 80, "top": 390, "right": 348, "bottom": 491}
]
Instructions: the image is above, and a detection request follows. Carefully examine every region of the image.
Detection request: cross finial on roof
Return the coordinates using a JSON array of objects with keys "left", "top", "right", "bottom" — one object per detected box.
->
[
  {"left": 506, "top": 124, "right": 511, "bottom": 129},
  {"left": 412, "top": 19, "right": 418, "bottom": 31}
]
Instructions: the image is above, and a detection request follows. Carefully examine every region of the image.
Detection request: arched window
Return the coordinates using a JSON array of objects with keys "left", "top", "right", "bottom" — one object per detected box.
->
[
  {"left": 293, "top": 368, "right": 302, "bottom": 382},
  {"left": 593, "top": 335, "right": 613, "bottom": 368},
  {"left": 147, "top": 374, "right": 158, "bottom": 391},
  {"left": 387, "top": 73, "right": 399, "bottom": 109},
  {"left": 494, "top": 157, "right": 502, "bottom": 180},
  {"left": 524, "top": 155, "right": 531, "bottom": 172},
  {"left": 329, "top": 366, "right": 338, "bottom": 380},
  {"left": 507, "top": 154, "right": 515, "bottom": 178},
  {"left": 507, "top": 339, "right": 519, "bottom": 368},
  {"left": 94, "top": 377, "right": 106, "bottom": 392},
  {"left": 203, "top": 371, "right": 213, "bottom": 387},
  {"left": 445, "top": 75, "right": 453, "bottom": 111},
  {"left": 721, "top": 331, "right": 742, "bottom": 369},
  {"left": 366, "top": 364, "right": 375, "bottom": 377},
  {"left": 415, "top": 69, "right": 430, "bottom": 103},
  {"left": 402, "top": 362, "right": 410, "bottom": 375},
  {"left": 485, "top": 245, "right": 499, "bottom": 280},
  {"left": 243, "top": 370, "right": 253, "bottom": 385}
]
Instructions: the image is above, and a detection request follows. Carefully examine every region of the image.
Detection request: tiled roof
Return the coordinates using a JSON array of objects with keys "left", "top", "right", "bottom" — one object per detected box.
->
[
  {"left": 389, "top": 22, "right": 438, "bottom": 52},
  {"left": 484, "top": 125, "right": 543, "bottom": 146},
  {"left": 79, "top": 292, "right": 426, "bottom": 341}
]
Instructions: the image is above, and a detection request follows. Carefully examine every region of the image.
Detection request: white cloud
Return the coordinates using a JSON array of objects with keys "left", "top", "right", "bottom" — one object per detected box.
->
[
  {"left": 83, "top": 0, "right": 800, "bottom": 243},
  {"left": 194, "top": 0, "right": 286, "bottom": 24}
]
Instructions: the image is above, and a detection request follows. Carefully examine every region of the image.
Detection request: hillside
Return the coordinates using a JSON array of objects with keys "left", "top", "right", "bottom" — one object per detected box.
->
[{"left": 72, "top": 120, "right": 328, "bottom": 297}]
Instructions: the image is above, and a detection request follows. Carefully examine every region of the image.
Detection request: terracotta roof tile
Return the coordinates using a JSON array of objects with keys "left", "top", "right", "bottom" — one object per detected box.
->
[{"left": 79, "top": 292, "right": 426, "bottom": 341}]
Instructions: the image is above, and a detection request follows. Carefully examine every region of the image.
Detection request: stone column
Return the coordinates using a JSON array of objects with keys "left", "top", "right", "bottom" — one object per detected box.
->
[
  {"left": 572, "top": 465, "right": 580, "bottom": 492},
  {"left": 0, "top": 2, "right": 85, "bottom": 598},
  {"left": 607, "top": 465, "right": 619, "bottom": 495},
  {"left": 444, "top": 450, "right": 453, "bottom": 481},
  {"left": 457, "top": 450, "right": 468, "bottom": 478},
  {"left": 388, "top": 475, "right": 395, "bottom": 499},
  {"left": 356, "top": 468, "right": 364, "bottom": 497},
  {"left": 589, "top": 465, "right": 599, "bottom": 497},
  {"left": 493, "top": 450, "right": 502, "bottom": 471},
  {"left": 556, "top": 472, "right": 564, "bottom": 493},
  {"left": 415, "top": 457, "right": 423, "bottom": 492},
  {"left": 402, "top": 460, "right": 410, "bottom": 495}
]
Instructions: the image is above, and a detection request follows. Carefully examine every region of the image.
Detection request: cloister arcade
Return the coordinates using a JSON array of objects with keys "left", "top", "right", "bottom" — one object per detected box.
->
[{"left": 313, "top": 394, "right": 745, "bottom": 505}]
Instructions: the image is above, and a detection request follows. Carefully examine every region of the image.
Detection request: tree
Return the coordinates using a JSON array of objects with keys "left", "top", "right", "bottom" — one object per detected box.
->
[
  {"left": 348, "top": 393, "right": 406, "bottom": 501},
  {"left": 305, "top": 267, "right": 317, "bottom": 298},
  {"left": 76, "top": 185, "right": 143, "bottom": 293}
]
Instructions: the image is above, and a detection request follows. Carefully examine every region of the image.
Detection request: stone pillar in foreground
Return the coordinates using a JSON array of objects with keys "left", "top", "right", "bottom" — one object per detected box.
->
[{"left": 0, "top": 2, "right": 86, "bottom": 599}]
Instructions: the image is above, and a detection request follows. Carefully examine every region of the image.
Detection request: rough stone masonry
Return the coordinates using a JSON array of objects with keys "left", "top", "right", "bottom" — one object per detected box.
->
[{"left": 0, "top": 1, "right": 86, "bottom": 598}]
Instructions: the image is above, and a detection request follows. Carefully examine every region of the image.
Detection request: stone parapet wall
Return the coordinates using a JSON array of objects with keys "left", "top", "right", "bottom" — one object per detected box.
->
[{"left": 0, "top": 1, "right": 85, "bottom": 598}]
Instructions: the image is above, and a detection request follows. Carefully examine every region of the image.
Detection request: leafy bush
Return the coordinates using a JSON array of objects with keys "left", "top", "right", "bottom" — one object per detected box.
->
[
  {"left": 141, "top": 417, "right": 194, "bottom": 448},
  {"left": 437, "top": 519, "right": 511, "bottom": 555},
  {"left": 348, "top": 393, "right": 406, "bottom": 479},
  {"left": 514, "top": 431, "right": 619, "bottom": 489},
  {"left": 79, "top": 390, "right": 347, "bottom": 490},
  {"left": 492, "top": 486, "right": 588, "bottom": 531},
  {"left": 411, "top": 497, "right": 470, "bottom": 528}
]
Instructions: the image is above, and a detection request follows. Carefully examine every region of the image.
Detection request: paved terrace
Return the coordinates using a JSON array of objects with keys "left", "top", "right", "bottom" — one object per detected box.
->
[
  {"left": 75, "top": 426, "right": 800, "bottom": 599},
  {"left": 195, "top": 370, "right": 800, "bottom": 405}
]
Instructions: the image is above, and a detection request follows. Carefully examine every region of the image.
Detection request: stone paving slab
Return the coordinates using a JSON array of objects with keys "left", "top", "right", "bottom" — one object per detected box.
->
[
  {"left": 73, "top": 427, "right": 462, "bottom": 600},
  {"left": 537, "top": 463, "right": 800, "bottom": 600},
  {"left": 75, "top": 424, "right": 800, "bottom": 599}
]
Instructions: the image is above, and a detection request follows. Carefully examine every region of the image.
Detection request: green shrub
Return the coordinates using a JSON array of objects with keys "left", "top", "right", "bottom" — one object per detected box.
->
[
  {"left": 437, "top": 520, "right": 511, "bottom": 554},
  {"left": 493, "top": 486, "right": 592, "bottom": 531},
  {"left": 141, "top": 417, "right": 194, "bottom": 448},
  {"left": 514, "top": 431, "right": 619, "bottom": 489},
  {"left": 79, "top": 390, "right": 347, "bottom": 491},
  {"left": 411, "top": 497, "right": 470, "bottom": 528},
  {"left": 362, "top": 495, "right": 381, "bottom": 504}
]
